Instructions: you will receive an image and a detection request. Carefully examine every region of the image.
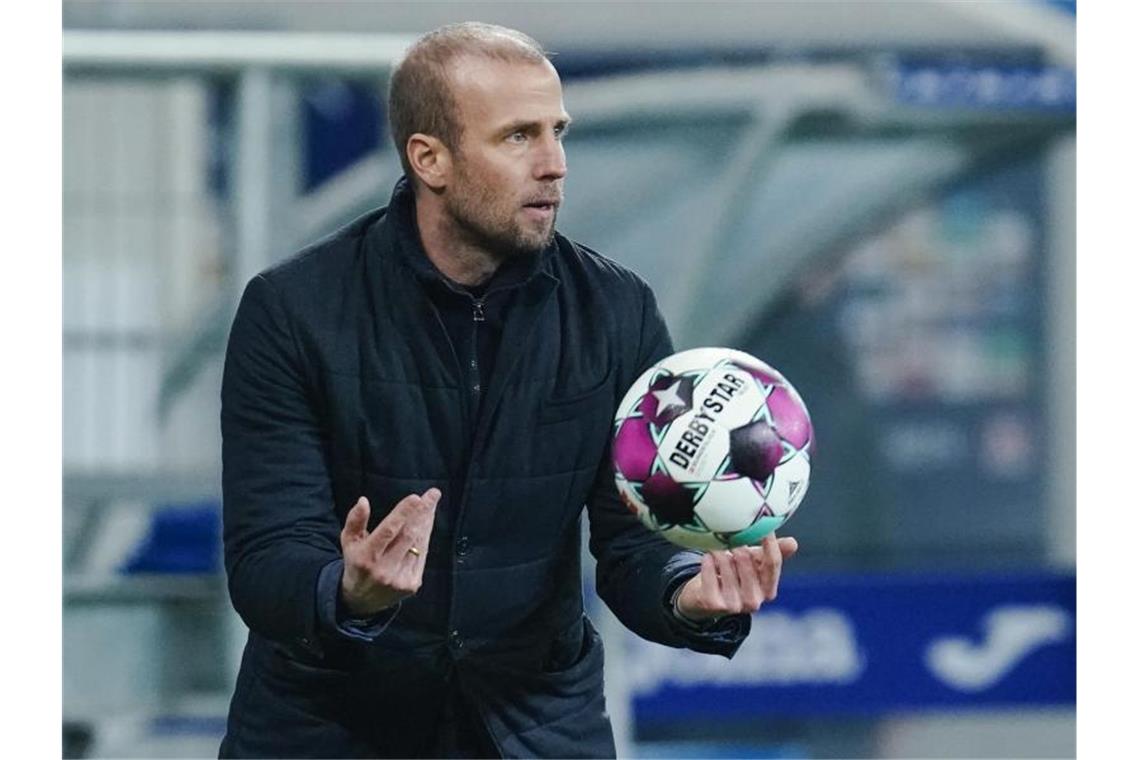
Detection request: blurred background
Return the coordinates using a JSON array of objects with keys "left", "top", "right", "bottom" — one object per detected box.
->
[{"left": 61, "top": 1, "right": 1076, "bottom": 757}]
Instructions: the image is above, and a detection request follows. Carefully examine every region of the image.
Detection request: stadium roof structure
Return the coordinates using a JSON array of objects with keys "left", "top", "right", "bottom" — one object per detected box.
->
[
  {"left": 62, "top": 2, "right": 1074, "bottom": 400},
  {"left": 64, "top": 1, "right": 1073, "bottom": 67}
]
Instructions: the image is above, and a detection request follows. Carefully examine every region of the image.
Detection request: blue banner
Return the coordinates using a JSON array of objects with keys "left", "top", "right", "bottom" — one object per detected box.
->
[
  {"left": 883, "top": 59, "right": 1075, "bottom": 111},
  {"left": 624, "top": 572, "right": 1075, "bottom": 720}
]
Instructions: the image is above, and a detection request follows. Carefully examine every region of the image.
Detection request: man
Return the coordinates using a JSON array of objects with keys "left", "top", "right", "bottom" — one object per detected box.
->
[{"left": 219, "top": 22, "right": 798, "bottom": 759}]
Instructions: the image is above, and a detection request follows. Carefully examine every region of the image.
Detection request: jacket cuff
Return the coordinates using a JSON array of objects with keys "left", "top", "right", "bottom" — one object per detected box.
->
[
  {"left": 661, "top": 561, "right": 751, "bottom": 657},
  {"left": 669, "top": 582, "right": 723, "bottom": 629},
  {"left": 316, "top": 559, "right": 401, "bottom": 642}
]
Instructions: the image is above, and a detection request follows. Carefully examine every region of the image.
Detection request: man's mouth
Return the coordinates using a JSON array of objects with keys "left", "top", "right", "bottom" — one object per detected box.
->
[{"left": 522, "top": 199, "right": 559, "bottom": 221}]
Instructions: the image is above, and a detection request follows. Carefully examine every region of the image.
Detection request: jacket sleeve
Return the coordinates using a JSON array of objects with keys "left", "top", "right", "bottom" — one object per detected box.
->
[
  {"left": 586, "top": 282, "right": 749, "bottom": 656},
  {"left": 220, "top": 273, "right": 344, "bottom": 648}
]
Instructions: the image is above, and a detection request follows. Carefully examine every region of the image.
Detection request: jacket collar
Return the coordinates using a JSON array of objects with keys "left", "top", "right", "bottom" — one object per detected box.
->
[
  {"left": 364, "top": 178, "right": 561, "bottom": 446},
  {"left": 383, "top": 176, "right": 555, "bottom": 296}
]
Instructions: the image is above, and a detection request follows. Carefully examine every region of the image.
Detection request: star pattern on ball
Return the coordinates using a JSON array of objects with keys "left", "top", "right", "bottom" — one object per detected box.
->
[
  {"left": 680, "top": 512, "right": 713, "bottom": 534},
  {"left": 652, "top": 380, "right": 687, "bottom": 415},
  {"left": 631, "top": 476, "right": 707, "bottom": 529},
  {"left": 641, "top": 373, "right": 695, "bottom": 426}
]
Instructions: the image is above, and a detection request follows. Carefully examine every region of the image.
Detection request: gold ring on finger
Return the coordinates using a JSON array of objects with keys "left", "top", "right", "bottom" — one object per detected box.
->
[{"left": 408, "top": 546, "right": 421, "bottom": 557}]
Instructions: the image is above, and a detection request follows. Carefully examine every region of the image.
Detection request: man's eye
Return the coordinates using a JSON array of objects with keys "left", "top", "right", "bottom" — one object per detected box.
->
[{"left": 507, "top": 132, "right": 527, "bottom": 143}]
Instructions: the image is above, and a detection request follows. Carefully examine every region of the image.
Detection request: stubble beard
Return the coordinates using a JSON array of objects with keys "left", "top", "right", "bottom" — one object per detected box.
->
[{"left": 446, "top": 181, "right": 557, "bottom": 263}]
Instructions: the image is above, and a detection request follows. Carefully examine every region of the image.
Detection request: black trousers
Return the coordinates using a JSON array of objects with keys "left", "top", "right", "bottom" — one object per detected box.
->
[
  {"left": 220, "top": 675, "right": 500, "bottom": 759},
  {"left": 220, "top": 691, "right": 499, "bottom": 759},
  {"left": 430, "top": 689, "right": 501, "bottom": 759}
]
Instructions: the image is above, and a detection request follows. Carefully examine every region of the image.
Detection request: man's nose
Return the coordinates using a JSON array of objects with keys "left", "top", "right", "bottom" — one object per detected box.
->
[{"left": 534, "top": 135, "right": 567, "bottom": 181}]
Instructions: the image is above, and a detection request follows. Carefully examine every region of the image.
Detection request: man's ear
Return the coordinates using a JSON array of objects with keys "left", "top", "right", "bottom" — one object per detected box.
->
[{"left": 406, "top": 134, "right": 451, "bottom": 191}]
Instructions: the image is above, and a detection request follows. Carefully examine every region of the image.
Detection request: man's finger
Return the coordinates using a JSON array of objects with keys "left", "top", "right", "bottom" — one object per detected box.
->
[
  {"left": 696, "top": 552, "right": 722, "bottom": 609},
  {"left": 778, "top": 536, "right": 799, "bottom": 559},
  {"left": 386, "top": 523, "right": 426, "bottom": 567},
  {"left": 396, "top": 497, "right": 439, "bottom": 588},
  {"left": 406, "top": 487, "right": 441, "bottom": 531},
  {"left": 366, "top": 493, "right": 422, "bottom": 553},
  {"left": 341, "top": 497, "right": 370, "bottom": 543},
  {"left": 396, "top": 531, "right": 431, "bottom": 585},
  {"left": 731, "top": 548, "right": 764, "bottom": 610},
  {"left": 712, "top": 551, "right": 742, "bottom": 612},
  {"left": 758, "top": 535, "right": 784, "bottom": 600}
]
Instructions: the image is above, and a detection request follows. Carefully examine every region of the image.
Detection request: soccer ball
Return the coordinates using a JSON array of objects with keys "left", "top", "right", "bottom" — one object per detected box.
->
[{"left": 611, "top": 347, "right": 814, "bottom": 551}]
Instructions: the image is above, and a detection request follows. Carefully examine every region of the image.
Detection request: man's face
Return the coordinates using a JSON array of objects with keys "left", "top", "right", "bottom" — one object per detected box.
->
[{"left": 443, "top": 56, "right": 570, "bottom": 260}]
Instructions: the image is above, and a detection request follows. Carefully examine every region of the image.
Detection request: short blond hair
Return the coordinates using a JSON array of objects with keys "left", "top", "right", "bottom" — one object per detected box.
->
[{"left": 387, "top": 22, "right": 550, "bottom": 178}]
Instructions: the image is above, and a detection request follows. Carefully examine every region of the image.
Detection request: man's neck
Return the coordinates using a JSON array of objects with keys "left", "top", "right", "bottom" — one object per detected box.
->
[{"left": 415, "top": 195, "right": 501, "bottom": 288}]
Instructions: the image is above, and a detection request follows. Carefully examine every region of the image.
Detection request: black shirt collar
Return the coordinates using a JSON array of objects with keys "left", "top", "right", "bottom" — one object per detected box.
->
[{"left": 386, "top": 176, "right": 553, "bottom": 299}]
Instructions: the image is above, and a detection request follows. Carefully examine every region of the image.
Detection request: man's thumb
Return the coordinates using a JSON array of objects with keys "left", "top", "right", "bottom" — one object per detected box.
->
[{"left": 343, "top": 497, "right": 370, "bottom": 538}]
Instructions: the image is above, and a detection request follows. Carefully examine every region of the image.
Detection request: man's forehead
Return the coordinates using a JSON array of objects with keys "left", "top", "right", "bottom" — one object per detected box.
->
[
  {"left": 448, "top": 55, "right": 563, "bottom": 109},
  {"left": 449, "top": 51, "right": 557, "bottom": 77}
]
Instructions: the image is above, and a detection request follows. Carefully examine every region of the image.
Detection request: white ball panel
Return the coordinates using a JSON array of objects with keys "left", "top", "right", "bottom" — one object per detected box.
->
[
  {"left": 765, "top": 449, "right": 811, "bottom": 515},
  {"left": 693, "top": 477, "right": 765, "bottom": 532},
  {"left": 719, "top": 348, "right": 789, "bottom": 383},
  {"left": 691, "top": 366, "right": 769, "bottom": 430},
  {"left": 658, "top": 347, "right": 738, "bottom": 375},
  {"left": 659, "top": 415, "right": 730, "bottom": 484}
]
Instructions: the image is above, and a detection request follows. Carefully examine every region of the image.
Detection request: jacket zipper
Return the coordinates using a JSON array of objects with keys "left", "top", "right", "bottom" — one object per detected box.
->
[{"left": 470, "top": 297, "right": 485, "bottom": 412}]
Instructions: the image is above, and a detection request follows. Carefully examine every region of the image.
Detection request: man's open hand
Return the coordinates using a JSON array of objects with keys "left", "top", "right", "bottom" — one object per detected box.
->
[
  {"left": 674, "top": 534, "right": 798, "bottom": 622},
  {"left": 339, "top": 488, "right": 441, "bottom": 617}
]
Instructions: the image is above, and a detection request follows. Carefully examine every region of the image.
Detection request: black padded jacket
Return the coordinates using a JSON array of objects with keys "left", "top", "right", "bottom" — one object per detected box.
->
[{"left": 219, "top": 179, "right": 748, "bottom": 758}]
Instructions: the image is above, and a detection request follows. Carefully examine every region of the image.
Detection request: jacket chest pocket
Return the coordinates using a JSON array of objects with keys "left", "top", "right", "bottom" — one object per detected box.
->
[
  {"left": 527, "top": 370, "right": 616, "bottom": 476},
  {"left": 538, "top": 368, "right": 615, "bottom": 424}
]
